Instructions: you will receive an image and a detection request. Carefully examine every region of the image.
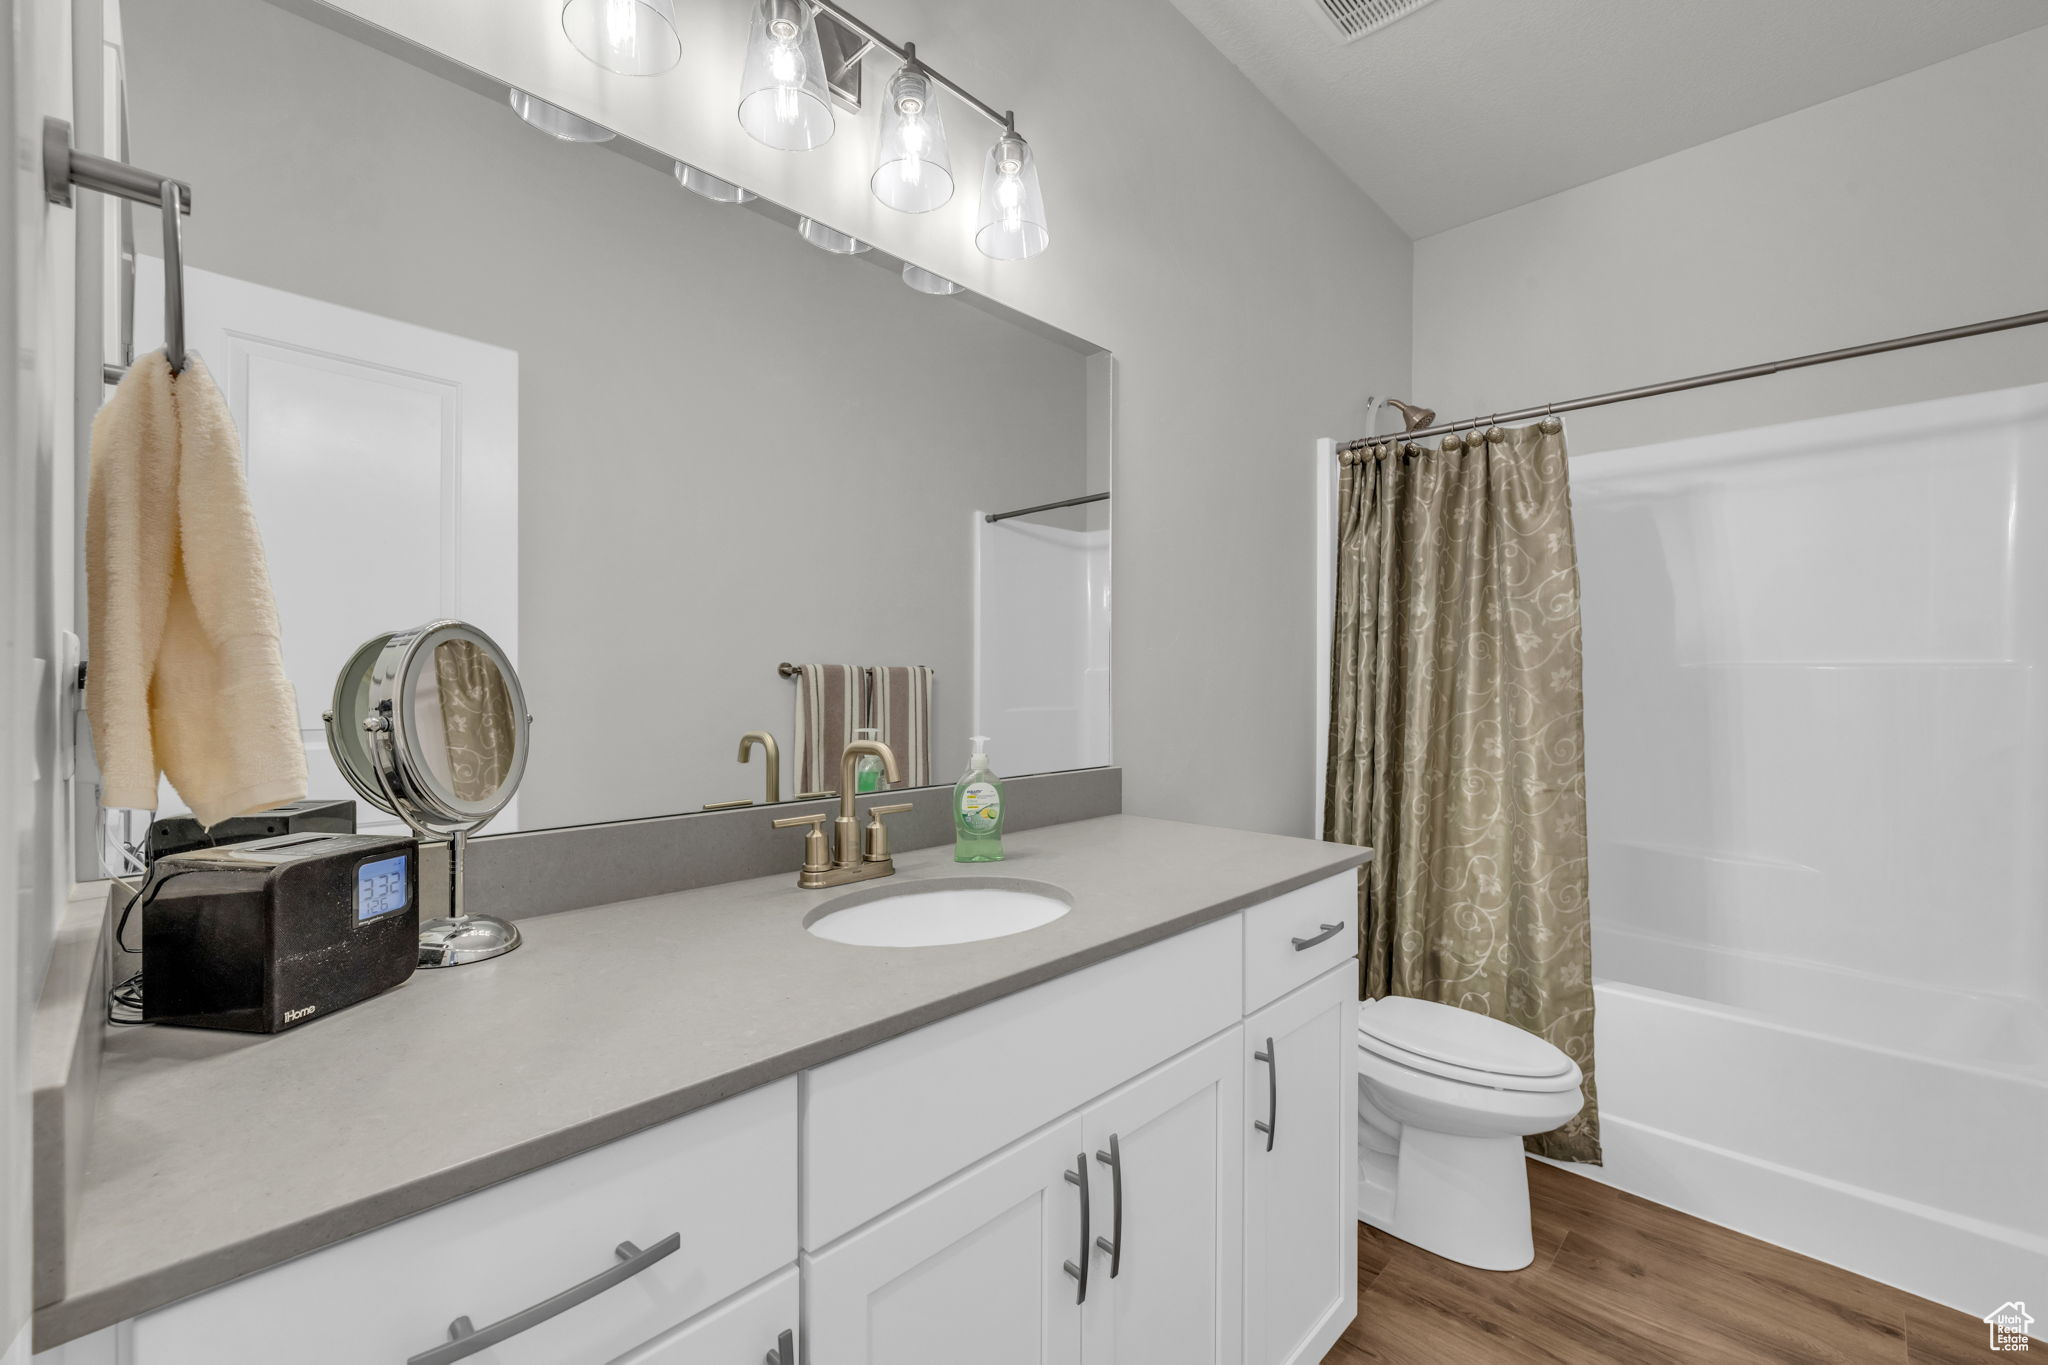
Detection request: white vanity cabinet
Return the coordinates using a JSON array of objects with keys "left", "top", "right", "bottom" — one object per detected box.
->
[
  {"left": 610, "top": 1268, "right": 799, "bottom": 1364},
  {"left": 123, "top": 1078, "right": 800, "bottom": 1365},
  {"left": 806, "top": 1028, "right": 1247, "bottom": 1365},
  {"left": 805, "top": 1117, "right": 1089, "bottom": 1365},
  {"left": 1244, "top": 963, "right": 1360, "bottom": 1365},
  {"left": 1079, "top": 1028, "right": 1245, "bottom": 1365},
  {"left": 56, "top": 870, "right": 1362, "bottom": 1365}
]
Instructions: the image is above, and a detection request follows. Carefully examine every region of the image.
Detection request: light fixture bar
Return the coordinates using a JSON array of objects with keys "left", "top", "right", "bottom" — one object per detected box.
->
[{"left": 804, "top": 0, "right": 1009, "bottom": 130}]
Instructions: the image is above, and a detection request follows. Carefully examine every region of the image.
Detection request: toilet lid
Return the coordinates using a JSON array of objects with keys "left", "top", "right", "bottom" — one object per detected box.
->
[{"left": 1358, "top": 997, "right": 1577, "bottom": 1085}]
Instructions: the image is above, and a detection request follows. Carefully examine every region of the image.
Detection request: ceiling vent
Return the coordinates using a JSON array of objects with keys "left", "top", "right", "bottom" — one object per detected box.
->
[{"left": 1308, "top": 0, "right": 1446, "bottom": 43}]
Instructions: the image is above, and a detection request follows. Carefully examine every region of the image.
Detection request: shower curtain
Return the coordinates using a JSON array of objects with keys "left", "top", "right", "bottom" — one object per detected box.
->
[
  {"left": 432, "top": 639, "right": 519, "bottom": 803},
  {"left": 1324, "top": 418, "right": 1600, "bottom": 1163}
]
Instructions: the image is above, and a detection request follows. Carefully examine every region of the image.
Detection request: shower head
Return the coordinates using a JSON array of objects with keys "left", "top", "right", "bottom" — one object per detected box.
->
[{"left": 1387, "top": 398, "right": 1436, "bottom": 432}]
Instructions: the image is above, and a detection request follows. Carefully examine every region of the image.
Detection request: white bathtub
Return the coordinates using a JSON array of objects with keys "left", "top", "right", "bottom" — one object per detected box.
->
[{"left": 1581, "top": 933, "right": 2048, "bottom": 1317}]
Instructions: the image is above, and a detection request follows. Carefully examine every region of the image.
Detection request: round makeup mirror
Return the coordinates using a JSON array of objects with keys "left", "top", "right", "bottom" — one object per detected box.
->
[
  {"left": 324, "top": 619, "right": 531, "bottom": 968},
  {"left": 326, "top": 631, "right": 393, "bottom": 813}
]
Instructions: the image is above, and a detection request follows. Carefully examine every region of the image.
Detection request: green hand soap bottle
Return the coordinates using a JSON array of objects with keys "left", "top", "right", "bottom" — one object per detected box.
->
[{"left": 953, "top": 736, "right": 1005, "bottom": 862}]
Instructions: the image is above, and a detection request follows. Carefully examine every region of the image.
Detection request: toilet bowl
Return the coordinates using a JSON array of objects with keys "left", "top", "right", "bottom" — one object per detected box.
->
[{"left": 1355, "top": 996, "right": 1584, "bottom": 1271}]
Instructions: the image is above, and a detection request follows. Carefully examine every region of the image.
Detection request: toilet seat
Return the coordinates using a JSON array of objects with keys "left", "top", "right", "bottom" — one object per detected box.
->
[{"left": 1358, "top": 997, "right": 1579, "bottom": 1093}]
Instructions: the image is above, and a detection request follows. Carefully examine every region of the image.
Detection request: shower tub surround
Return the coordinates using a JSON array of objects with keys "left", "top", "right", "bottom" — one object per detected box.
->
[{"left": 1571, "top": 381, "right": 2048, "bottom": 1318}]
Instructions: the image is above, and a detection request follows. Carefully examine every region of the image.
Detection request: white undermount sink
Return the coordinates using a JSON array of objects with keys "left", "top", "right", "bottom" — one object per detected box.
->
[{"left": 805, "top": 879, "right": 1072, "bottom": 948}]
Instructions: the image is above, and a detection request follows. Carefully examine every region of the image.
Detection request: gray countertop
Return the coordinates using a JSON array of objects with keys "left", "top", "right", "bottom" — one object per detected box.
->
[{"left": 36, "top": 814, "right": 1368, "bottom": 1347}]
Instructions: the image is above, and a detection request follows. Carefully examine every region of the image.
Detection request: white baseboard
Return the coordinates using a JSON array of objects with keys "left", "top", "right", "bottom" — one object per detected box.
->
[{"left": 1545, "top": 1114, "right": 2048, "bottom": 1320}]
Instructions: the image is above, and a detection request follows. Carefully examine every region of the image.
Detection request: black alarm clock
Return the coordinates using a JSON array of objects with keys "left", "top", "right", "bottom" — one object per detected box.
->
[{"left": 141, "top": 831, "right": 421, "bottom": 1033}]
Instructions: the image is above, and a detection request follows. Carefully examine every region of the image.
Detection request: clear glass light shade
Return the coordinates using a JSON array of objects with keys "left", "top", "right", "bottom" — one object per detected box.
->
[
  {"left": 976, "top": 132, "right": 1049, "bottom": 260},
  {"left": 508, "top": 89, "right": 616, "bottom": 143},
  {"left": 674, "top": 161, "right": 755, "bottom": 203},
  {"left": 797, "top": 218, "right": 870, "bottom": 254},
  {"left": 737, "top": 0, "right": 834, "bottom": 151},
  {"left": 871, "top": 66, "right": 953, "bottom": 213},
  {"left": 902, "top": 264, "right": 964, "bottom": 295},
  {"left": 561, "top": 0, "right": 682, "bottom": 76}
]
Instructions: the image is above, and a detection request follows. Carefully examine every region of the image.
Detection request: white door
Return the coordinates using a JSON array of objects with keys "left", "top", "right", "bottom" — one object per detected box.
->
[
  {"left": 805, "top": 1117, "right": 1088, "bottom": 1365},
  {"left": 1244, "top": 965, "right": 1359, "bottom": 1365},
  {"left": 609, "top": 1266, "right": 798, "bottom": 1365},
  {"left": 1081, "top": 1028, "right": 1245, "bottom": 1365},
  {"left": 131, "top": 260, "right": 518, "bottom": 830}
]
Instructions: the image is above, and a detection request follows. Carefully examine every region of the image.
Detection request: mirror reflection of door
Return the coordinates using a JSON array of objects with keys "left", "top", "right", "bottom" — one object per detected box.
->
[{"left": 133, "top": 259, "right": 519, "bottom": 832}]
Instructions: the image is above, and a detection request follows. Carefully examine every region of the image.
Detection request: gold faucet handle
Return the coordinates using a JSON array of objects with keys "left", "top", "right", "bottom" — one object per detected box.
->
[
  {"left": 772, "top": 813, "right": 831, "bottom": 875},
  {"left": 862, "top": 803, "right": 916, "bottom": 864}
]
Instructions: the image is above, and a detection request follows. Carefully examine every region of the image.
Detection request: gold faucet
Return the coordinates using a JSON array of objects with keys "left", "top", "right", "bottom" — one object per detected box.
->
[
  {"left": 738, "top": 730, "right": 781, "bottom": 806},
  {"left": 772, "top": 739, "right": 912, "bottom": 888}
]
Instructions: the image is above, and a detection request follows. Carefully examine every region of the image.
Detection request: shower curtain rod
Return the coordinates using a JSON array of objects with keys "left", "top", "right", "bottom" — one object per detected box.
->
[{"left": 1337, "top": 307, "right": 2048, "bottom": 452}]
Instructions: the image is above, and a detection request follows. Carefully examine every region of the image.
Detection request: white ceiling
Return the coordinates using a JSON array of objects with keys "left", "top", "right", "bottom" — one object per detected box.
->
[{"left": 1165, "top": 0, "right": 2048, "bottom": 238}]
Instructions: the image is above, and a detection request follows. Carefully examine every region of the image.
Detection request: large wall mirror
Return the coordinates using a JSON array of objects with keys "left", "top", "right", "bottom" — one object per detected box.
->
[{"left": 91, "top": 0, "right": 1111, "bottom": 851}]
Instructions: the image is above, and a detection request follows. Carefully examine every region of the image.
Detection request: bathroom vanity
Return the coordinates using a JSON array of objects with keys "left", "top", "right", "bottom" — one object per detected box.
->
[{"left": 33, "top": 815, "right": 1366, "bottom": 1365}]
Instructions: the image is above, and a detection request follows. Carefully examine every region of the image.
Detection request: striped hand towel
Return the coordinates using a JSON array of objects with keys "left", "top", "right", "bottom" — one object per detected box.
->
[
  {"left": 793, "top": 664, "right": 863, "bottom": 795},
  {"left": 867, "top": 665, "right": 935, "bottom": 788}
]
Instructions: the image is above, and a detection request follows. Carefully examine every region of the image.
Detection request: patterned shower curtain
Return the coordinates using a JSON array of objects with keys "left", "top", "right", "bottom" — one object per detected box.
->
[{"left": 1323, "top": 418, "right": 1600, "bottom": 1163}]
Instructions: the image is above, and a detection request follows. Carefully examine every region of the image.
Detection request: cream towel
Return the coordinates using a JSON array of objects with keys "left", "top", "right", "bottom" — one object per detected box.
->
[{"left": 86, "top": 350, "right": 307, "bottom": 827}]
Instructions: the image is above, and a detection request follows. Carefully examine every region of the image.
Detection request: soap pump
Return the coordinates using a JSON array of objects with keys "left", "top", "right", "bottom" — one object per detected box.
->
[{"left": 953, "top": 736, "right": 1005, "bottom": 862}]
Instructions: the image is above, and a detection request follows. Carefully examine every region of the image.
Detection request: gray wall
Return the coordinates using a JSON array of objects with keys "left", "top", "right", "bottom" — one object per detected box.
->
[
  {"left": 123, "top": 0, "right": 1092, "bottom": 827},
  {"left": 304, "top": 0, "right": 1416, "bottom": 840},
  {"left": 1413, "top": 27, "right": 2048, "bottom": 456}
]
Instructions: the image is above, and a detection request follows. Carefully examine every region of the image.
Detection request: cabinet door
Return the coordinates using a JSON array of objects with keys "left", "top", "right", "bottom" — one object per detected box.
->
[
  {"left": 1244, "top": 964, "right": 1359, "bottom": 1365},
  {"left": 1081, "top": 1028, "right": 1244, "bottom": 1365},
  {"left": 805, "top": 1117, "right": 1087, "bottom": 1365},
  {"left": 609, "top": 1266, "right": 797, "bottom": 1364}
]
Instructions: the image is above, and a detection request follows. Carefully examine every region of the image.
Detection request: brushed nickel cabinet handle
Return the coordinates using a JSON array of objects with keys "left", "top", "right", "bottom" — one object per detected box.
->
[
  {"left": 1094, "top": 1134, "right": 1123, "bottom": 1278},
  {"left": 1062, "top": 1153, "right": 1091, "bottom": 1304},
  {"left": 1254, "top": 1037, "right": 1277, "bottom": 1153},
  {"left": 407, "top": 1233, "right": 681, "bottom": 1364},
  {"left": 767, "top": 1327, "right": 796, "bottom": 1365},
  {"left": 1291, "top": 921, "right": 1346, "bottom": 951}
]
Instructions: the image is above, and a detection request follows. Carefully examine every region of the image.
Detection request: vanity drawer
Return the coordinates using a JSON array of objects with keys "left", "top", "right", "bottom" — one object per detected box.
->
[
  {"left": 803, "top": 914, "right": 1242, "bottom": 1249},
  {"left": 1243, "top": 872, "right": 1357, "bottom": 1013},
  {"left": 610, "top": 1265, "right": 798, "bottom": 1364},
  {"left": 128, "top": 1078, "right": 797, "bottom": 1365}
]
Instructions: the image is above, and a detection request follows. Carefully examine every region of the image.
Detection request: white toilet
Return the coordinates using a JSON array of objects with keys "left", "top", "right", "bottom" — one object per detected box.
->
[{"left": 1355, "top": 996, "right": 1584, "bottom": 1271}]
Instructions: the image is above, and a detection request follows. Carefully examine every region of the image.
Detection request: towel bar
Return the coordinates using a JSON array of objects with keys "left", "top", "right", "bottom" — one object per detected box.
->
[{"left": 43, "top": 117, "right": 192, "bottom": 377}]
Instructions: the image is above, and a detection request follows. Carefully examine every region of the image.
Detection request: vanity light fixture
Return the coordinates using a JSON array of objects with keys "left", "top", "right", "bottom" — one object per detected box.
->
[
  {"left": 559, "top": 0, "right": 1053, "bottom": 259},
  {"left": 976, "top": 114, "right": 1048, "bottom": 260},
  {"left": 675, "top": 161, "right": 757, "bottom": 203},
  {"left": 739, "top": 0, "right": 835, "bottom": 150},
  {"left": 561, "top": 0, "right": 682, "bottom": 76},
  {"left": 507, "top": 89, "right": 616, "bottom": 143},
  {"left": 870, "top": 45, "right": 952, "bottom": 213},
  {"left": 901, "top": 263, "right": 964, "bottom": 296},
  {"left": 796, "top": 217, "right": 871, "bottom": 254}
]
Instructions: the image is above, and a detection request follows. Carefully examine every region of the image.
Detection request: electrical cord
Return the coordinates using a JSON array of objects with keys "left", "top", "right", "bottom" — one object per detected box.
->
[
  {"left": 105, "top": 863, "right": 201, "bottom": 1026},
  {"left": 101, "top": 805, "right": 223, "bottom": 1026}
]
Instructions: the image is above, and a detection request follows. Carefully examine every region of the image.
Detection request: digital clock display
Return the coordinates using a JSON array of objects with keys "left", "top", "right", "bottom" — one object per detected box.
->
[{"left": 356, "top": 854, "right": 410, "bottom": 922}]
